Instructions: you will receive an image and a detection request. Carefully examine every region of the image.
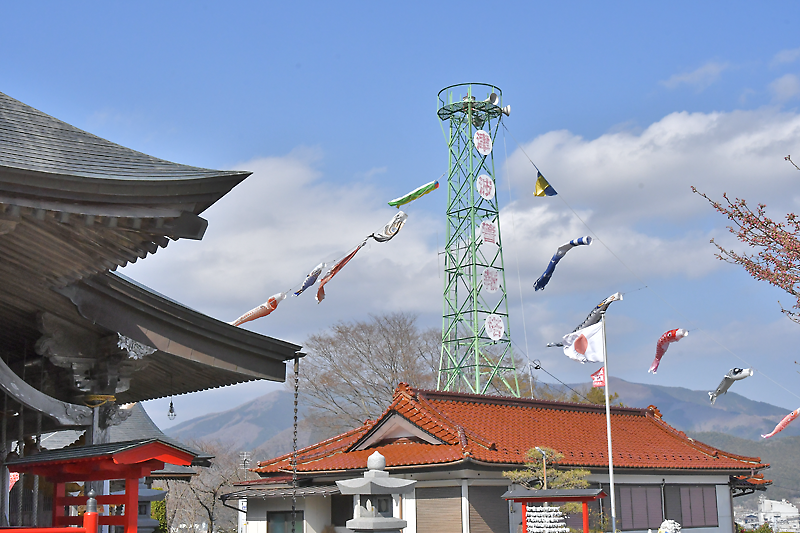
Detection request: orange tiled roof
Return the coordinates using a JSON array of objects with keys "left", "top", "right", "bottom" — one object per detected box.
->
[{"left": 252, "top": 383, "right": 767, "bottom": 476}]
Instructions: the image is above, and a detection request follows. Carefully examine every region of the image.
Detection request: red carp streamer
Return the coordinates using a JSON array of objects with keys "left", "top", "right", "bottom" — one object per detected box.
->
[{"left": 648, "top": 328, "right": 688, "bottom": 374}]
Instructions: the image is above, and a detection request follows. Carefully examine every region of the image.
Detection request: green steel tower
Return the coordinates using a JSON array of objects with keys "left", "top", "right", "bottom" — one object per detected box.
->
[{"left": 437, "top": 83, "right": 520, "bottom": 397}]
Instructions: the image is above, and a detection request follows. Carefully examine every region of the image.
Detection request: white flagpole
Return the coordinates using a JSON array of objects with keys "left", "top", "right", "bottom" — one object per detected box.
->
[{"left": 602, "top": 312, "right": 617, "bottom": 533}]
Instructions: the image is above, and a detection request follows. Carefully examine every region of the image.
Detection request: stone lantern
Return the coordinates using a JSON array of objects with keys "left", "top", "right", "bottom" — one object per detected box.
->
[{"left": 335, "top": 451, "right": 416, "bottom": 533}]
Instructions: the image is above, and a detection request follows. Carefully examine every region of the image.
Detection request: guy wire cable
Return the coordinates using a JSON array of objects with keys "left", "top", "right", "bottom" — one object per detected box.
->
[
  {"left": 502, "top": 125, "right": 532, "bottom": 368},
  {"left": 510, "top": 338, "right": 592, "bottom": 403}
]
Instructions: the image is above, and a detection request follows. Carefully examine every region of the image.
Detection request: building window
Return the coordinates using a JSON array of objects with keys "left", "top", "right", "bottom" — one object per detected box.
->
[
  {"left": 331, "top": 495, "right": 354, "bottom": 527},
  {"left": 616, "top": 486, "right": 663, "bottom": 531},
  {"left": 267, "top": 511, "right": 304, "bottom": 533},
  {"left": 679, "top": 486, "right": 718, "bottom": 528},
  {"left": 602, "top": 484, "right": 718, "bottom": 530}
]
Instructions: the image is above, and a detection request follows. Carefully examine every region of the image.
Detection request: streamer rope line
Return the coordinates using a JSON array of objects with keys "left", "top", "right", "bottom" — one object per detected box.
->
[
  {"left": 502, "top": 126, "right": 532, "bottom": 375},
  {"left": 502, "top": 123, "right": 800, "bottom": 402}
]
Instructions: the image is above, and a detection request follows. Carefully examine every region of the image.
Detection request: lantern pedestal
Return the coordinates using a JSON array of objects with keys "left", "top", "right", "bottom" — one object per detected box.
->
[{"left": 335, "top": 452, "right": 415, "bottom": 533}]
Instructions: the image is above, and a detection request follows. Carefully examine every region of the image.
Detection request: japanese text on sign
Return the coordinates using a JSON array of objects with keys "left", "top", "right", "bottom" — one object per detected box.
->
[
  {"left": 473, "top": 130, "right": 493, "bottom": 156},
  {"left": 591, "top": 367, "right": 606, "bottom": 388},
  {"left": 485, "top": 314, "right": 505, "bottom": 341},
  {"left": 476, "top": 174, "right": 495, "bottom": 200},
  {"left": 483, "top": 267, "right": 500, "bottom": 293},
  {"left": 480, "top": 220, "right": 497, "bottom": 245}
]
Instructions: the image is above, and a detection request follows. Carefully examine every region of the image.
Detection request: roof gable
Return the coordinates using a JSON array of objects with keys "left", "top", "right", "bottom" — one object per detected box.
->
[{"left": 351, "top": 412, "right": 444, "bottom": 450}]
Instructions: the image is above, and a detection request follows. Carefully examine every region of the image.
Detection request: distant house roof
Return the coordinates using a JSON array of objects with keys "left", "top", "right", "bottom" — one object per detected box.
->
[{"left": 253, "top": 383, "right": 768, "bottom": 476}]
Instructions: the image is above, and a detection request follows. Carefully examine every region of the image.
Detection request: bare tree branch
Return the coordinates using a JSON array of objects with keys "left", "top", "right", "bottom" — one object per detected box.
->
[{"left": 296, "top": 313, "right": 440, "bottom": 437}]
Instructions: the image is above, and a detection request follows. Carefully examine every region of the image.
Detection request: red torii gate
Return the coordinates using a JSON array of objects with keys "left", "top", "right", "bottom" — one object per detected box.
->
[
  {"left": 502, "top": 488, "right": 607, "bottom": 533},
  {"left": 3, "top": 438, "right": 197, "bottom": 533}
]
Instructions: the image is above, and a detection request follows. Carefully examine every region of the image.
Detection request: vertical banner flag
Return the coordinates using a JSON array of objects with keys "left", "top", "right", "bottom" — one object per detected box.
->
[
  {"left": 591, "top": 367, "right": 606, "bottom": 388},
  {"left": 8, "top": 472, "right": 19, "bottom": 491}
]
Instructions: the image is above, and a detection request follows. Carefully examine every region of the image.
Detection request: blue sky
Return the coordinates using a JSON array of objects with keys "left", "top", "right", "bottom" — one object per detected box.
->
[{"left": 4, "top": 2, "right": 800, "bottom": 430}]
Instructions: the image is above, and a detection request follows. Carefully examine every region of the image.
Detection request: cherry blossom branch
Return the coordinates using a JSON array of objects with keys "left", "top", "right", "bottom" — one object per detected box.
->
[{"left": 693, "top": 187, "right": 800, "bottom": 323}]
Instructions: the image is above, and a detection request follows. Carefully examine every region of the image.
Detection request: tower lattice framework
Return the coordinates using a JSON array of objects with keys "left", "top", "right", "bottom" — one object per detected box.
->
[{"left": 437, "top": 83, "right": 520, "bottom": 397}]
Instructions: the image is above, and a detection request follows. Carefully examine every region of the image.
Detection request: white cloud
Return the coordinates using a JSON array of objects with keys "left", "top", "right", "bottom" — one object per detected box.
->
[
  {"left": 506, "top": 108, "right": 800, "bottom": 224},
  {"left": 121, "top": 147, "right": 441, "bottom": 344},
  {"left": 129, "top": 108, "right": 800, "bottom": 418},
  {"left": 772, "top": 47, "right": 800, "bottom": 66},
  {"left": 497, "top": 107, "right": 800, "bottom": 410},
  {"left": 360, "top": 166, "right": 388, "bottom": 179},
  {"left": 770, "top": 74, "right": 800, "bottom": 102},
  {"left": 660, "top": 62, "right": 729, "bottom": 91}
]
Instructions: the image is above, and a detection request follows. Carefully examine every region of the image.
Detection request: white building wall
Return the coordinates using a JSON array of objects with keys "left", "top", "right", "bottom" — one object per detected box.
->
[
  {"left": 716, "top": 484, "right": 734, "bottom": 533},
  {"left": 461, "top": 480, "right": 469, "bottom": 533},
  {"left": 402, "top": 491, "right": 416, "bottom": 533},
  {"left": 238, "top": 499, "right": 247, "bottom": 533},
  {"left": 246, "top": 498, "right": 315, "bottom": 533},
  {"left": 305, "top": 497, "right": 331, "bottom": 533},
  {"left": 244, "top": 472, "right": 737, "bottom": 533}
]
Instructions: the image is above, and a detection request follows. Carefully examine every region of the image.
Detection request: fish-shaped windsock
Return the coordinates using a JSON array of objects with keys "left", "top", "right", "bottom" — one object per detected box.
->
[
  {"left": 534, "top": 236, "right": 592, "bottom": 291},
  {"left": 316, "top": 241, "right": 366, "bottom": 303},
  {"left": 388, "top": 181, "right": 439, "bottom": 208},
  {"left": 294, "top": 263, "right": 325, "bottom": 297},
  {"left": 762, "top": 407, "right": 800, "bottom": 439},
  {"left": 231, "top": 292, "right": 287, "bottom": 327},
  {"left": 648, "top": 329, "right": 688, "bottom": 374},
  {"left": 546, "top": 292, "right": 623, "bottom": 348},
  {"left": 572, "top": 292, "right": 623, "bottom": 332},
  {"left": 708, "top": 368, "right": 753, "bottom": 404},
  {"left": 369, "top": 211, "right": 408, "bottom": 242}
]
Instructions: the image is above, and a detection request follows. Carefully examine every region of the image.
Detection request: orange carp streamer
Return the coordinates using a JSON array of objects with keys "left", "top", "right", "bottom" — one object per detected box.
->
[
  {"left": 762, "top": 407, "right": 800, "bottom": 439},
  {"left": 231, "top": 292, "right": 286, "bottom": 327}
]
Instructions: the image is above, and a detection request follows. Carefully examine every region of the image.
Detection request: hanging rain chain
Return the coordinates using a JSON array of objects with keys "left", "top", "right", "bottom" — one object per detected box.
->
[{"left": 291, "top": 354, "right": 299, "bottom": 533}]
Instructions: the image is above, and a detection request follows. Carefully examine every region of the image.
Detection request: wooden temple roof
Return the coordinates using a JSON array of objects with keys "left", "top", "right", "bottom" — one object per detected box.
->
[
  {"left": 0, "top": 91, "right": 249, "bottom": 207},
  {"left": 0, "top": 91, "right": 300, "bottom": 435}
]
